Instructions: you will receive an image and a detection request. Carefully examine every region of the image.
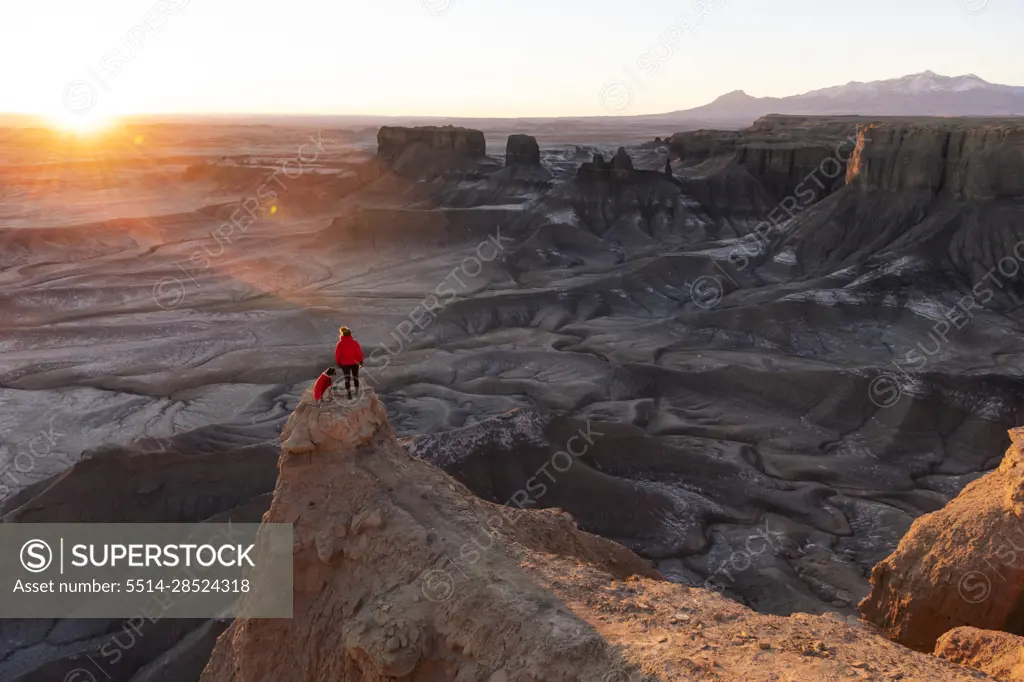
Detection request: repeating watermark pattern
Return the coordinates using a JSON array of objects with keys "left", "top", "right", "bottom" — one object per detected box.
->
[
  {"left": 690, "top": 134, "right": 859, "bottom": 310},
  {"left": 415, "top": 421, "right": 605, "bottom": 603},
  {"left": 64, "top": 667, "right": 99, "bottom": 682},
  {"left": 869, "top": 245, "right": 1024, "bottom": 408},
  {"left": 700, "top": 521, "right": 787, "bottom": 595},
  {"left": 322, "top": 376, "right": 367, "bottom": 408},
  {"left": 254, "top": 271, "right": 303, "bottom": 295},
  {"left": 359, "top": 227, "right": 514, "bottom": 390},
  {"left": 421, "top": 0, "right": 455, "bottom": 16},
  {"left": 599, "top": 81, "right": 635, "bottom": 116},
  {"left": 54, "top": 523, "right": 289, "bottom": 682},
  {"left": 956, "top": 527, "right": 1024, "bottom": 604},
  {"left": 62, "top": 0, "right": 190, "bottom": 116},
  {"left": 0, "top": 414, "right": 70, "bottom": 499},
  {"left": 958, "top": 570, "right": 992, "bottom": 604},
  {"left": 151, "top": 129, "right": 339, "bottom": 310},
  {"left": 868, "top": 373, "right": 903, "bottom": 410},
  {"left": 637, "top": 0, "right": 729, "bottom": 77},
  {"left": 959, "top": 0, "right": 992, "bottom": 15},
  {"left": 690, "top": 275, "right": 725, "bottom": 310},
  {"left": 599, "top": 0, "right": 729, "bottom": 114}
]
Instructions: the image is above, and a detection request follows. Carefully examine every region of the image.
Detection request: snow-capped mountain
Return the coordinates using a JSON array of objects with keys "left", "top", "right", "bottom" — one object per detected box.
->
[
  {"left": 792, "top": 71, "right": 1002, "bottom": 99},
  {"left": 665, "top": 71, "right": 1024, "bottom": 123}
]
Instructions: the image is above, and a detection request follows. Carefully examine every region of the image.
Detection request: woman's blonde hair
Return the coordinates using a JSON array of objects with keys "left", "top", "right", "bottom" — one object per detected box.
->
[{"left": 338, "top": 326, "right": 351, "bottom": 336}]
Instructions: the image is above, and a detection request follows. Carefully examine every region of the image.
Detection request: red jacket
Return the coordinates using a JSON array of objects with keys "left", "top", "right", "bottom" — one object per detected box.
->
[
  {"left": 313, "top": 372, "right": 333, "bottom": 401},
  {"left": 335, "top": 336, "right": 364, "bottom": 366}
]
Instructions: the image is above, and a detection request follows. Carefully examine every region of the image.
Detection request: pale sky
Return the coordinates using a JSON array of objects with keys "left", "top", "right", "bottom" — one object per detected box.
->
[{"left": 4, "top": 0, "right": 1022, "bottom": 120}]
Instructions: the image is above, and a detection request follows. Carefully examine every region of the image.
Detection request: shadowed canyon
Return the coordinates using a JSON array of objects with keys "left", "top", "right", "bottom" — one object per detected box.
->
[{"left": 3, "top": 111, "right": 1024, "bottom": 680}]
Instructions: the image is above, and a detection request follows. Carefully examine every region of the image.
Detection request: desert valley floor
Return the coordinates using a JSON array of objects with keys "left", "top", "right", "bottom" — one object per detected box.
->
[{"left": 2, "top": 114, "right": 1024, "bottom": 679}]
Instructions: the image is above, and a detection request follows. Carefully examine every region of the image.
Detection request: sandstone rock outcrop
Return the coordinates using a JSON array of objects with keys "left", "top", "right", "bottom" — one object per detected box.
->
[
  {"left": 202, "top": 390, "right": 988, "bottom": 681},
  {"left": 505, "top": 134, "right": 540, "bottom": 167},
  {"left": 935, "top": 627, "right": 1024, "bottom": 681},
  {"left": 377, "top": 125, "right": 486, "bottom": 163},
  {"left": 846, "top": 121, "right": 1024, "bottom": 199},
  {"left": 860, "top": 427, "right": 1024, "bottom": 652}
]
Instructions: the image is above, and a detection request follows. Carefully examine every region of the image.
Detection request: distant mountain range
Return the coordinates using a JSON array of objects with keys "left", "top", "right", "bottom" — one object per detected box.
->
[{"left": 656, "top": 71, "right": 1024, "bottom": 124}]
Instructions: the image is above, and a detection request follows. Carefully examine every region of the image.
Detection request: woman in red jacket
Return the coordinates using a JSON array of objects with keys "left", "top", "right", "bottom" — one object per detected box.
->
[{"left": 334, "top": 326, "right": 364, "bottom": 399}]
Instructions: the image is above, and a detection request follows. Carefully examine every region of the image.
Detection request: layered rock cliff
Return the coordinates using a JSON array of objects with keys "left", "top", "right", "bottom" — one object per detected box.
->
[
  {"left": 377, "top": 125, "right": 486, "bottom": 163},
  {"left": 747, "top": 115, "right": 862, "bottom": 137},
  {"left": 760, "top": 118, "right": 1024, "bottom": 282},
  {"left": 668, "top": 129, "right": 743, "bottom": 163},
  {"left": 201, "top": 390, "right": 988, "bottom": 681},
  {"left": 734, "top": 142, "right": 849, "bottom": 204},
  {"left": 860, "top": 427, "right": 1024, "bottom": 652},
  {"left": 845, "top": 121, "right": 1024, "bottom": 199},
  {"left": 669, "top": 119, "right": 855, "bottom": 203}
]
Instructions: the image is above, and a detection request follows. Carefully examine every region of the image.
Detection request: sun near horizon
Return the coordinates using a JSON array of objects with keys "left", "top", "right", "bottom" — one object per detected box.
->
[{"left": 45, "top": 109, "right": 117, "bottom": 136}]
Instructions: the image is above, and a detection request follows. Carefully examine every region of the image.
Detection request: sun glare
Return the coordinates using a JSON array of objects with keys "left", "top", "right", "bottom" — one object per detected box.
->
[{"left": 47, "top": 110, "right": 116, "bottom": 136}]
